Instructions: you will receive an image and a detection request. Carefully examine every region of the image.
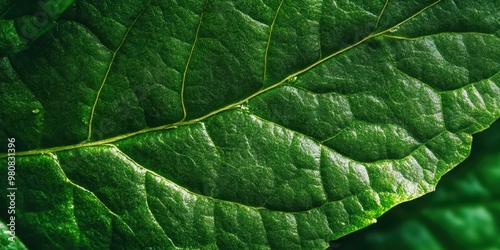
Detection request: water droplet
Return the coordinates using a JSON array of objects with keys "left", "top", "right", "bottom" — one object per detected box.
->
[{"left": 32, "top": 109, "right": 40, "bottom": 114}]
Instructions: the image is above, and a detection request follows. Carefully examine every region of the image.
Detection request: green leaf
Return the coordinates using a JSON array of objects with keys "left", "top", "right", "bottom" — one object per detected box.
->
[
  {"left": 0, "top": 0, "right": 75, "bottom": 56},
  {"left": 0, "top": 219, "right": 28, "bottom": 250},
  {"left": 1, "top": 0, "right": 499, "bottom": 249},
  {"left": 334, "top": 119, "right": 500, "bottom": 249}
]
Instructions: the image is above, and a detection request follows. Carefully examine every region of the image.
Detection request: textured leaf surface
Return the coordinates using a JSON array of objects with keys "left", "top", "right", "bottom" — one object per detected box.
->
[
  {"left": 0, "top": 0, "right": 74, "bottom": 56},
  {"left": 1, "top": 0, "right": 500, "bottom": 249},
  {"left": 334, "top": 120, "right": 500, "bottom": 250},
  {"left": 0, "top": 220, "right": 27, "bottom": 250}
]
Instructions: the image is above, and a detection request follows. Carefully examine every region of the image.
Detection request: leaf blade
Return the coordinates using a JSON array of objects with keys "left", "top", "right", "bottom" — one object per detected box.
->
[{"left": 1, "top": 0, "right": 500, "bottom": 249}]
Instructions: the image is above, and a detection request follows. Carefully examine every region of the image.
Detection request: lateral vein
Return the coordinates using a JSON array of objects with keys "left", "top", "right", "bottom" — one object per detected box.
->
[
  {"left": 0, "top": 2, "right": 17, "bottom": 19},
  {"left": 180, "top": 0, "right": 209, "bottom": 122},
  {"left": 262, "top": 0, "right": 285, "bottom": 85},
  {"left": 374, "top": 0, "right": 390, "bottom": 31},
  {"left": 86, "top": 0, "right": 152, "bottom": 141}
]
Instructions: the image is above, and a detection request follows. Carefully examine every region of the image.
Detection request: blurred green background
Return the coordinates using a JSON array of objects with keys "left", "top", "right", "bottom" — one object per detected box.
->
[{"left": 331, "top": 119, "right": 500, "bottom": 250}]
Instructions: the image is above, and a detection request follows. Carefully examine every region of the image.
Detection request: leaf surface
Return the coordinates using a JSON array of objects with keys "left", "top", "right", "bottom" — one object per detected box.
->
[
  {"left": 1, "top": 0, "right": 500, "bottom": 249},
  {"left": 334, "top": 120, "right": 500, "bottom": 250},
  {"left": 0, "top": 0, "right": 74, "bottom": 56}
]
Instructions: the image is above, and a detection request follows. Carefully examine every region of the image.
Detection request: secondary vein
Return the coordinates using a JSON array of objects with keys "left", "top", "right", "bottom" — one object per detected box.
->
[
  {"left": 0, "top": 2, "right": 17, "bottom": 19},
  {"left": 86, "top": 0, "right": 152, "bottom": 141},
  {"left": 374, "top": 0, "right": 390, "bottom": 31},
  {"left": 180, "top": 0, "right": 209, "bottom": 122},
  {"left": 262, "top": 0, "right": 285, "bottom": 85}
]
